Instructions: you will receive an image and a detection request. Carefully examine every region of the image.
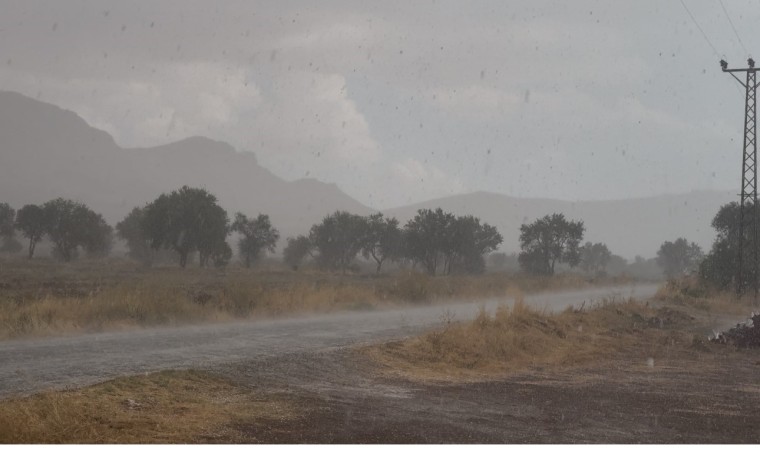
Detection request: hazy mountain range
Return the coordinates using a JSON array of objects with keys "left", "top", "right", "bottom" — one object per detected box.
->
[
  {"left": 0, "top": 90, "right": 371, "bottom": 243},
  {"left": 0, "top": 90, "right": 733, "bottom": 258}
]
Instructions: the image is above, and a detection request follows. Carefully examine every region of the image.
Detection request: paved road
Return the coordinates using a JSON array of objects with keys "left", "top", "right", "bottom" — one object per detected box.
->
[{"left": 0, "top": 283, "right": 659, "bottom": 398}]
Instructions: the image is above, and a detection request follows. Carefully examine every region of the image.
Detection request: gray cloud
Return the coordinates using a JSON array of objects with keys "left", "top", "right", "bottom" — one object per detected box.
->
[{"left": 0, "top": 0, "right": 755, "bottom": 208}]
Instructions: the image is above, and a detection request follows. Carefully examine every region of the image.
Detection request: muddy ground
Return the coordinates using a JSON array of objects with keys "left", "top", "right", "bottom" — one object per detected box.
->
[{"left": 213, "top": 336, "right": 760, "bottom": 444}]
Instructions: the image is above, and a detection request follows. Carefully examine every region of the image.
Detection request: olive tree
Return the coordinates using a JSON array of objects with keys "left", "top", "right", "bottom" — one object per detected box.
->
[
  {"left": 231, "top": 213, "right": 280, "bottom": 268},
  {"left": 309, "top": 211, "right": 367, "bottom": 273},
  {"left": 14, "top": 204, "right": 47, "bottom": 258},
  {"left": 142, "top": 186, "right": 230, "bottom": 268},
  {"left": 518, "top": 213, "right": 584, "bottom": 275},
  {"left": 361, "top": 213, "right": 403, "bottom": 274},
  {"left": 42, "top": 198, "right": 112, "bottom": 261},
  {"left": 403, "top": 208, "right": 456, "bottom": 275},
  {"left": 579, "top": 242, "right": 612, "bottom": 275},
  {"left": 283, "top": 235, "right": 313, "bottom": 270},
  {"left": 0, "top": 203, "right": 22, "bottom": 254},
  {"left": 445, "top": 215, "right": 503, "bottom": 275},
  {"left": 657, "top": 238, "right": 703, "bottom": 279}
]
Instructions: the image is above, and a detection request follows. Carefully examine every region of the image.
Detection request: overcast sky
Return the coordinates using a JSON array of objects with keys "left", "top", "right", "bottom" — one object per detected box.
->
[{"left": 1, "top": 0, "right": 757, "bottom": 209}]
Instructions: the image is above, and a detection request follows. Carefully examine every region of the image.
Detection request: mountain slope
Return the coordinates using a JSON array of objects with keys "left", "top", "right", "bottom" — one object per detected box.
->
[
  {"left": 0, "top": 90, "right": 734, "bottom": 259},
  {"left": 0, "top": 90, "right": 372, "bottom": 240}
]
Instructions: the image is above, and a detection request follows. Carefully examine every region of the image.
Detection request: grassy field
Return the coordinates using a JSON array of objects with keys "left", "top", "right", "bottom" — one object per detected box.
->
[
  {"left": 0, "top": 370, "right": 294, "bottom": 444},
  {"left": 362, "top": 280, "right": 755, "bottom": 382},
  {"left": 0, "top": 257, "right": 623, "bottom": 340},
  {"left": 1, "top": 276, "right": 756, "bottom": 443}
]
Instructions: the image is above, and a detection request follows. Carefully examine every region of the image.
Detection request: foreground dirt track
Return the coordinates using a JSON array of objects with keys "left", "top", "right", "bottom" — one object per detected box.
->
[{"left": 219, "top": 344, "right": 760, "bottom": 444}]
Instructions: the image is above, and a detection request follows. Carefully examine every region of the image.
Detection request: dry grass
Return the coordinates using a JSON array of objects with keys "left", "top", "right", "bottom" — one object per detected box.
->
[
  {"left": 653, "top": 276, "right": 754, "bottom": 314},
  {"left": 362, "top": 293, "right": 698, "bottom": 382},
  {"left": 0, "top": 370, "right": 293, "bottom": 444},
  {"left": 0, "top": 257, "right": 621, "bottom": 340}
]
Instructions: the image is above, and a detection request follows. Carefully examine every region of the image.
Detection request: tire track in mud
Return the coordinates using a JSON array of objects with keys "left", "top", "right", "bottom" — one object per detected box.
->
[{"left": 0, "top": 284, "right": 659, "bottom": 398}]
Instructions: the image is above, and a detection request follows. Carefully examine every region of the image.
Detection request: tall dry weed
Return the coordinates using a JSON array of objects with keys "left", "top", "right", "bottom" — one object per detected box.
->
[
  {"left": 365, "top": 294, "right": 697, "bottom": 381},
  {"left": 0, "top": 258, "right": 625, "bottom": 339}
]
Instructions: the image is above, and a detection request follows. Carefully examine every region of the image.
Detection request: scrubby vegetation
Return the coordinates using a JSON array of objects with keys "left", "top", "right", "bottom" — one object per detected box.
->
[
  {"left": 0, "top": 258, "right": 617, "bottom": 340},
  {"left": 0, "top": 370, "right": 293, "bottom": 444},
  {"left": 364, "top": 293, "right": 700, "bottom": 382}
]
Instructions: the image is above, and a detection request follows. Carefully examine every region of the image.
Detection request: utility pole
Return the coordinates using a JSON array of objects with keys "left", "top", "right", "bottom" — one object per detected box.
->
[{"left": 721, "top": 58, "right": 759, "bottom": 301}]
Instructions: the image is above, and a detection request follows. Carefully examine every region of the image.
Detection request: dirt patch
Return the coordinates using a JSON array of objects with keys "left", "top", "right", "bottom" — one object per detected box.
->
[
  {"left": 221, "top": 344, "right": 760, "bottom": 444},
  {"left": 220, "top": 297, "right": 760, "bottom": 443}
]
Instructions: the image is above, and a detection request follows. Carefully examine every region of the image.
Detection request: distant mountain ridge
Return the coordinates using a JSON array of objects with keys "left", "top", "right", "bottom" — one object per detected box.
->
[
  {"left": 0, "top": 90, "right": 372, "bottom": 241},
  {"left": 0, "top": 90, "right": 733, "bottom": 258}
]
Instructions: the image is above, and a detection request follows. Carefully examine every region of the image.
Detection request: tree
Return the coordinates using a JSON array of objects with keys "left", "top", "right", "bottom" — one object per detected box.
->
[
  {"left": 403, "top": 208, "right": 455, "bottom": 275},
  {"left": 14, "top": 204, "right": 47, "bottom": 259},
  {"left": 361, "top": 213, "right": 403, "bottom": 274},
  {"left": 84, "top": 213, "right": 114, "bottom": 258},
  {"left": 518, "top": 213, "right": 584, "bottom": 275},
  {"left": 283, "top": 235, "right": 313, "bottom": 270},
  {"left": 607, "top": 254, "right": 630, "bottom": 276},
  {"left": 142, "top": 186, "right": 230, "bottom": 268},
  {"left": 579, "top": 242, "right": 612, "bottom": 275},
  {"left": 656, "top": 238, "right": 703, "bottom": 279},
  {"left": 446, "top": 215, "right": 503, "bottom": 274},
  {"left": 231, "top": 213, "right": 280, "bottom": 268},
  {"left": 0, "top": 203, "right": 22, "bottom": 255},
  {"left": 42, "top": 198, "right": 112, "bottom": 262},
  {"left": 209, "top": 240, "right": 233, "bottom": 268},
  {"left": 309, "top": 211, "right": 367, "bottom": 273},
  {"left": 699, "top": 201, "right": 752, "bottom": 289},
  {"left": 0, "top": 203, "right": 14, "bottom": 240},
  {"left": 116, "top": 207, "right": 155, "bottom": 266}
]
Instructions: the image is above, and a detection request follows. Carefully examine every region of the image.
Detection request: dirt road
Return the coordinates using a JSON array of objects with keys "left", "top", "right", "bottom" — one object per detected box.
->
[{"left": 0, "top": 283, "right": 659, "bottom": 399}]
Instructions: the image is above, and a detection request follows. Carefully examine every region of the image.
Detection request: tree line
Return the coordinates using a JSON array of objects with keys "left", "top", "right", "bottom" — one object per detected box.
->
[
  {"left": 284, "top": 208, "right": 503, "bottom": 275},
  {"left": 5, "top": 185, "right": 743, "bottom": 285},
  {"left": 0, "top": 199, "right": 112, "bottom": 261},
  {"left": 0, "top": 186, "right": 504, "bottom": 275}
]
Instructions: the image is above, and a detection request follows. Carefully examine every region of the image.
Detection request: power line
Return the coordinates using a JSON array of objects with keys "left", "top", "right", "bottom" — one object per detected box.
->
[
  {"left": 718, "top": 0, "right": 749, "bottom": 57},
  {"left": 679, "top": 0, "right": 721, "bottom": 58}
]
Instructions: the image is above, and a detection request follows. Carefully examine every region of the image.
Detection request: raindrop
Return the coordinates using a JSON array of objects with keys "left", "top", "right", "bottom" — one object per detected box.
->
[{"left": 51, "top": 22, "right": 57, "bottom": 31}]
